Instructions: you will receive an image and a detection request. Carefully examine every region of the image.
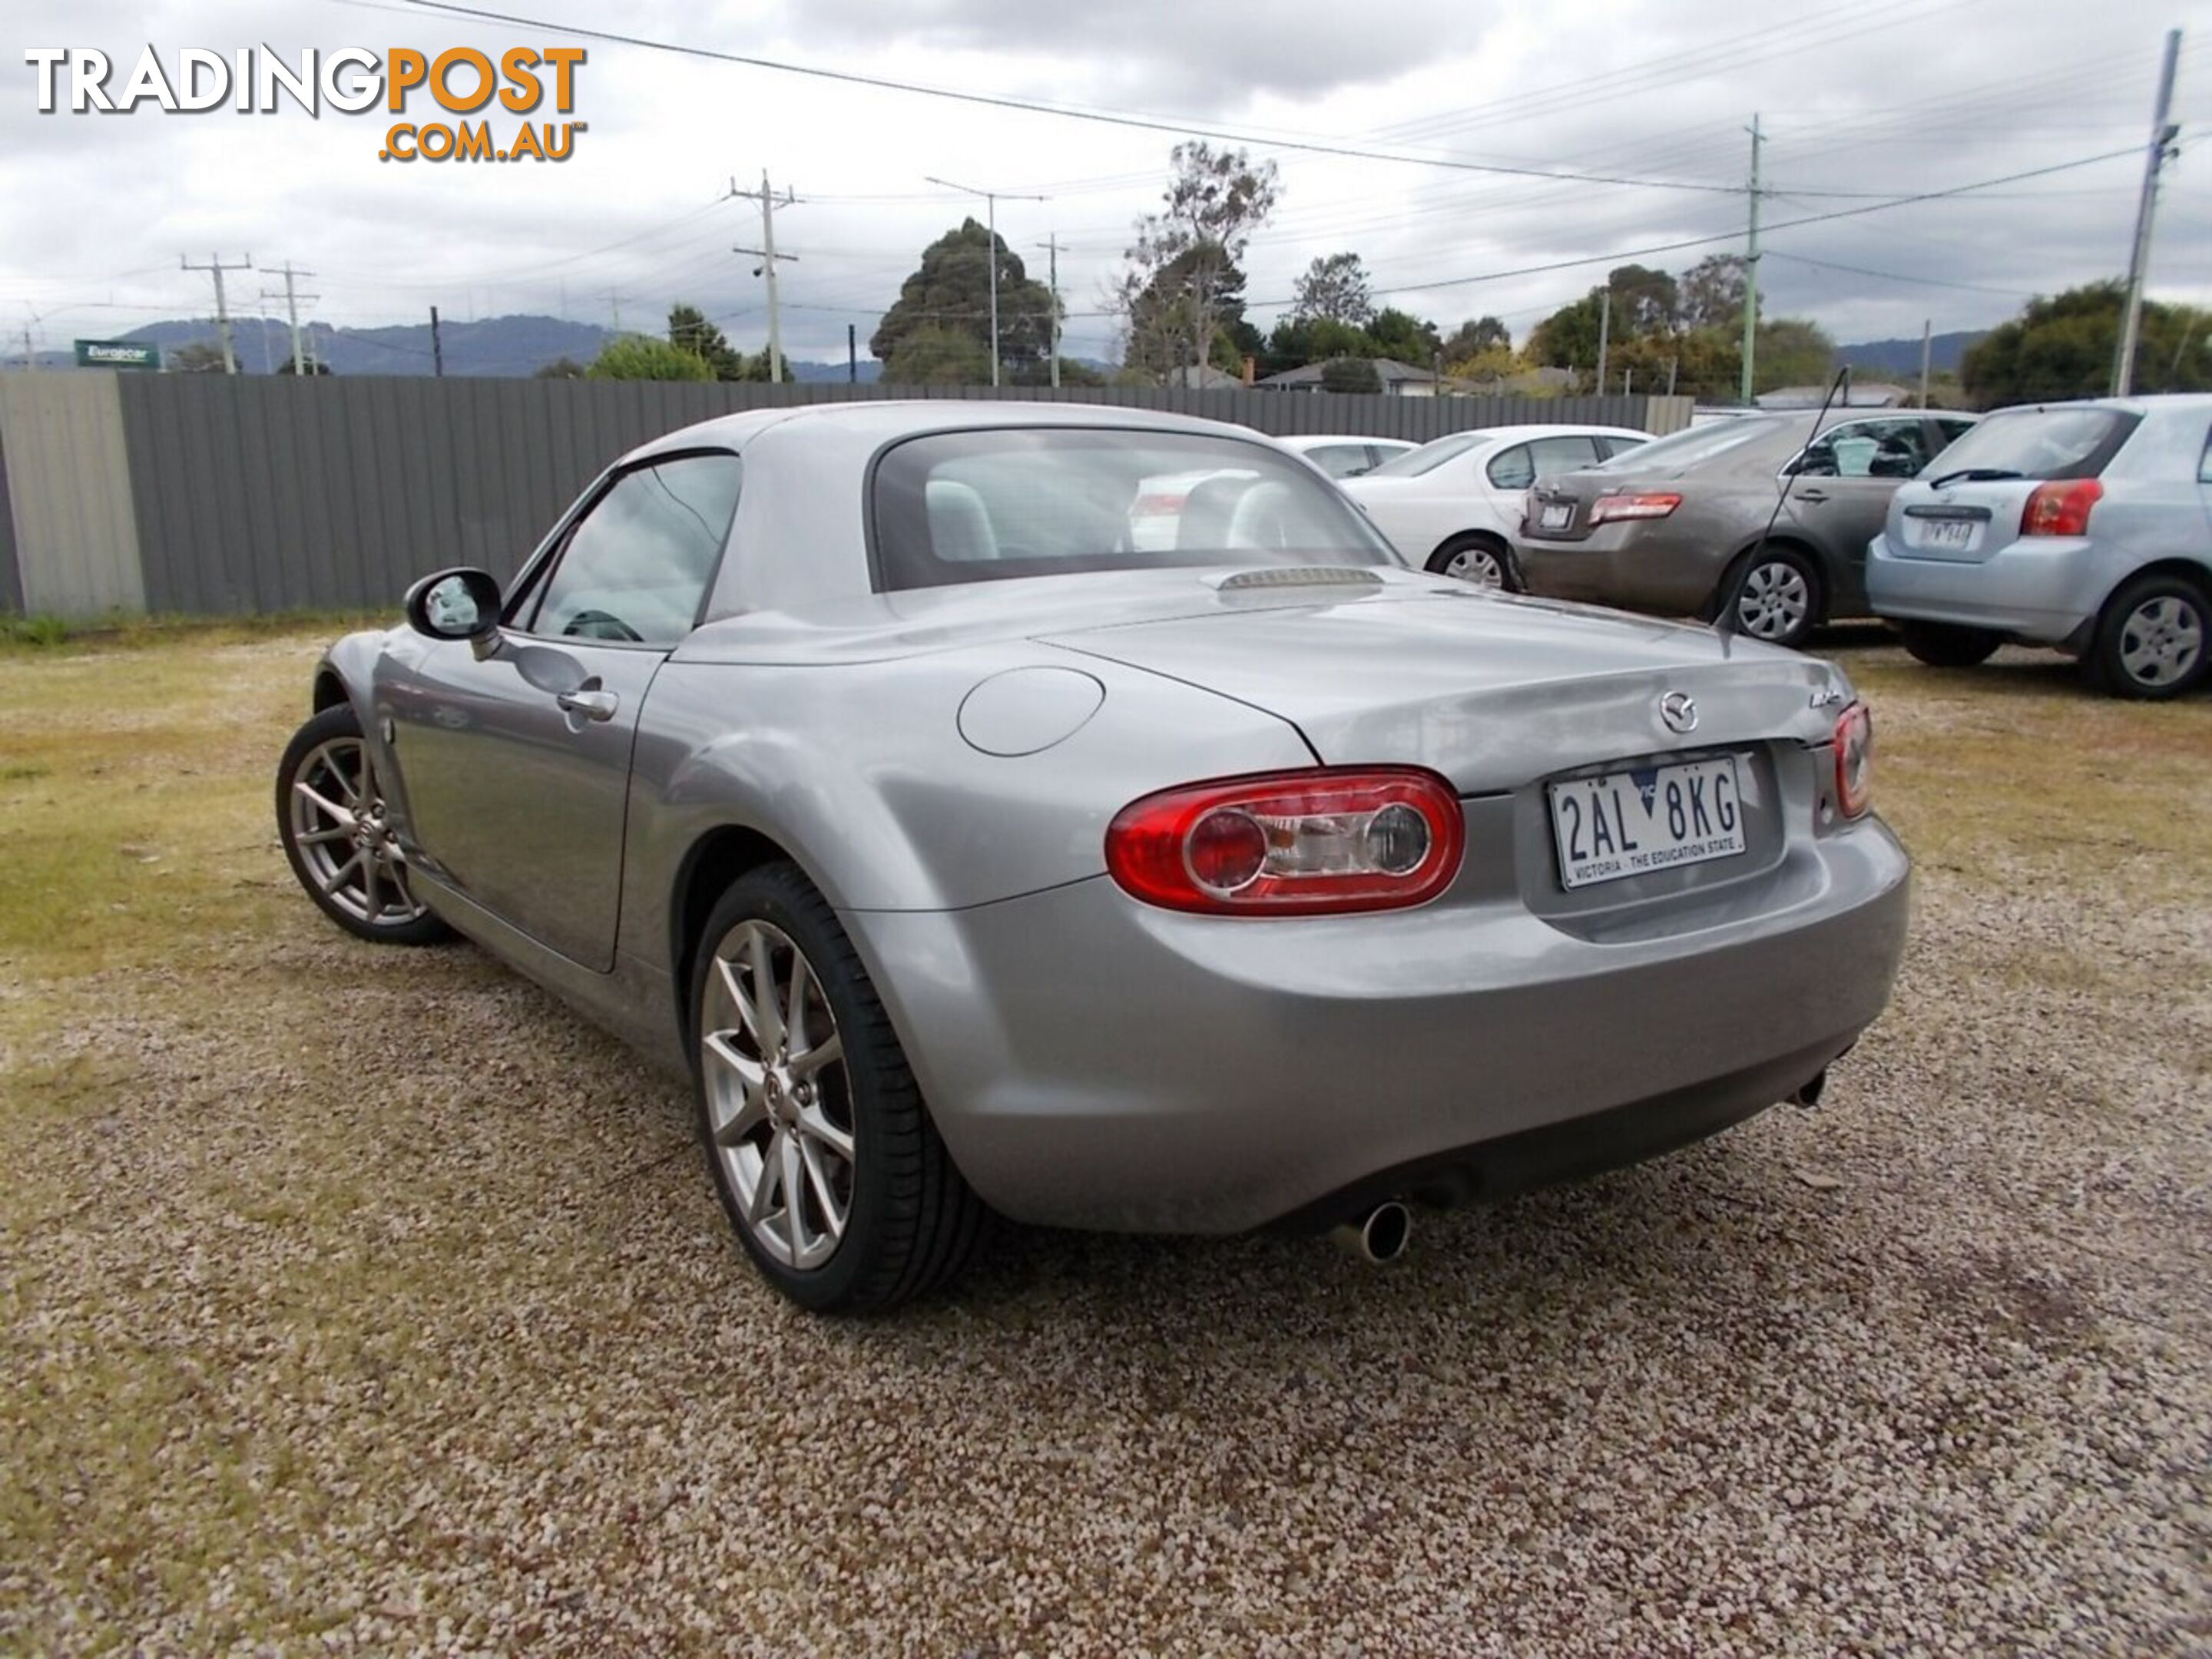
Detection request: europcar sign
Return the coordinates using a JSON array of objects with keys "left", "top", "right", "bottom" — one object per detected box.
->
[{"left": 75, "top": 339, "right": 161, "bottom": 369}]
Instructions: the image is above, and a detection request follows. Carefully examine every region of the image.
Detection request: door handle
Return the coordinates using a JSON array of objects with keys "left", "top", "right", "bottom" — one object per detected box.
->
[
  {"left": 555, "top": 687, "right": 619, "bottom": 722},
  {"left": 1794, "top": 488, "right": 1830, "bottom": 504}
]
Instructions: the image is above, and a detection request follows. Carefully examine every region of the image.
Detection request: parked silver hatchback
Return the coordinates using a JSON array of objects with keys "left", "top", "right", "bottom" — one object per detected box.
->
[{"left": 1868, "top": 395, "right": 2212, "bottom": 698}]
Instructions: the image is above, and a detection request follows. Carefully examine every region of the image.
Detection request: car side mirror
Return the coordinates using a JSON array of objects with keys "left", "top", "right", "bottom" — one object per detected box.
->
[{"left": 405, "top": 568, "right": 505, "bottom": 659}]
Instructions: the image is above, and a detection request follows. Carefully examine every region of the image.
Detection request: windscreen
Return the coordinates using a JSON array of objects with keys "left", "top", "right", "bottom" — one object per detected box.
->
[
  {"left": 1593, "top": 417, "right": 1780, "bottom": 472},
  {"left": 871, "top": 429, "right": 1399, "bottom": 592},
  {"left": 1363, "top": 431, "right": 1486, "bottom": 478},
  {"left": 1922, "top": 406, "right": 2135, "bottom": 482}
]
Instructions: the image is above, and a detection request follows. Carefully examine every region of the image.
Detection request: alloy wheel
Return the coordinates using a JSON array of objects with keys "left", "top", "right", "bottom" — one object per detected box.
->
[
  {"left": 2117, "top": 594, "right": 2203, "bottom": 690},
  {"left": 286, "top": 737, "right": 429, "bottom": 928},
  {"left": 700, "top": 919, "right": 855, "bottom": 1271},
  {"left": 1734, "top": 560, "right": 1811, "bottom": 641}
]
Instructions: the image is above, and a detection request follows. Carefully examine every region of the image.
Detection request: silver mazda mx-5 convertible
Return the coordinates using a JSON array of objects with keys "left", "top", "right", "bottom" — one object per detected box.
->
[{"left": 276, "top": 402, "right": 1909, "bottom": 1312}]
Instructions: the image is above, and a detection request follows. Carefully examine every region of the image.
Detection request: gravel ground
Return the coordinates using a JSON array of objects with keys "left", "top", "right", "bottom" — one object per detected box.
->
[{"left": 1, "top": 633, "right": 2207, "bottom": 1655}]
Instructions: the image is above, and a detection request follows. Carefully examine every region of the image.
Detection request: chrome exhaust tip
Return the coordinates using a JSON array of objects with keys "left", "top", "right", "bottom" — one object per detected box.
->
[
  {"left": 1333, "top": 1200, "right": 1412, "bottom": 1263},
  {"left": 1788, "top": 1068, "right": 1828, "bottom": 1109}
]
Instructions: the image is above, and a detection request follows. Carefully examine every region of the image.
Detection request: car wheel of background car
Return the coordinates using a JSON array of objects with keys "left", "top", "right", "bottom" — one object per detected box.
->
[
  {"left": 1896, "top": 621, "right": 2003, "bottom": 669},
  {"left": 691, "top": 862, "right": 988, "bottom": 1313},
  {"left": 2088, "top": 572, "right": 2208, "bottom": 700},
  {"left": 1723, "top": 545, "right": 1822, "bottom": 650},
  {"left": 274, "top": 704, "right": 454, "bottom": 946},
  {"left": 1426, "top": 535, "right": 1515, "bottom": 590}
]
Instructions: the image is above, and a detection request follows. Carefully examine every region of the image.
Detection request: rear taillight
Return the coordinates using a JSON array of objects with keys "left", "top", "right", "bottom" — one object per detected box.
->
[
  {"left": 2019, "top": 478, "right": 2101, "bottom": 537},
  {"left": 1589, "top": 492, "right": 1682, "bottom": 525},
  {"left": 1105, "top": 767, "right": 1464, "bottom": 915},
  {"left": 1833, "top": 703, "right": 1873, "bottom": 819}
]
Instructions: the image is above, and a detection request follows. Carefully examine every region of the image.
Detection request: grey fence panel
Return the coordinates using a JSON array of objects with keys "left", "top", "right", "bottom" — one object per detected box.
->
[
  {"left": 0, "top": 411, "right": 20, "bottom": 615},
  {"left": 97, "top": 376, "right": 1689, "bottom": 617}
]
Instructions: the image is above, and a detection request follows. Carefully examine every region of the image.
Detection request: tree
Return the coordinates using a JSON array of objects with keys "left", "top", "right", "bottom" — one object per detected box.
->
[
  {"left": 1962, "top": 281, "right": 2212, "bottom": 406},
  {"left": 667, "top": 303, "right": 744, "bottom": 380},
  {"left": 1526, "top": 293, "right": 1606, "bottom": 372},
  {"left": 171, "top": 339, "right": 227, "bottom": 373},
  {"left": 274, "top": 354, "right": 331, "bottom": 375},
  {"left": 586, "top": 335, "right": 714, "bottom": 381},
  {"left": 535, "top": 356, "right": 587, "bottom": 379},
  {"left": 1122, "top": 245, "right": 1256, "bottom": 382},
  {"left": 1441, "top": 316, "right": 1512, "bottom": 360},
  {"left": 1444, "top": 344, "right": 1520, "bottom": 384},
  {"left": 1368, "top": 306, "right": 1442, "bottom": 366},
  {"left": 1755, "top": 317, "right": 1837, "bottom": 391},
  {"left": 1604, "top": 263, "right": 1680, "bottom": 335},
  {"left": 1680, "top": 254, "right": 1747, "bottom": 331},
  {"left": 871, "top": 219, "right": 1055, "bottom": 381},
  {"left": 1118, "top": 141, "right": 1280, "bottom": 386},
  {"left": 1292, "top": 252, "right": 1374, "bottom": 326},
  {"left": 1263, "top": 314, "right": 1375, "bottom": 376},
  {"left": 882, "top": 325, "right": 992, "bottom": 386},
  {"left": 1320, "top": 356, "right": 1382, "bottom": 394}
]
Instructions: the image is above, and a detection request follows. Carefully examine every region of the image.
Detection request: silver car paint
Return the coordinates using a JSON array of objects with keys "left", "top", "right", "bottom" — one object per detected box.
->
[
  {"left": 1515, "top": 412, "right": 1976, "bottom": 621},
  {"left": 310, "top": 401, "right": 1909, "bottom": 1233},
  {"left": 1868, "top": 394, "right": 2212, "bottom": 647}
]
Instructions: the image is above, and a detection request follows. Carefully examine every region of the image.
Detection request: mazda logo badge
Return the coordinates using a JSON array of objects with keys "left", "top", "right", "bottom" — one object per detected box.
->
[{"left": 1659, "top": 691, "right": 1698, "bottom": 733}]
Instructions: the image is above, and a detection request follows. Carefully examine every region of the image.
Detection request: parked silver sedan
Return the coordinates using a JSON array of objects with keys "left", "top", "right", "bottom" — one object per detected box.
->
[
  {"left": 1869, "top": 394, "right": 2212, "bottom": 698},
  {"left": 1515, "top": 409, "right": 1977, "bottom": 649},
  {"left": 276, "top": 402, "right": 1909, "bottom": 1312}
]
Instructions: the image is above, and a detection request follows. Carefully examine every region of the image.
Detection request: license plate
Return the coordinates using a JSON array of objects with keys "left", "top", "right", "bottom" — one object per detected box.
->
[
  {"left": 1548, "top": 757, "right": 1745, "bottom": 890},
  {"left": 1539, "top": 502, "right": 1571, "bottom": 530},
  {"left": 1916, "top": 517, "right": 1977, "bottom": 552}
]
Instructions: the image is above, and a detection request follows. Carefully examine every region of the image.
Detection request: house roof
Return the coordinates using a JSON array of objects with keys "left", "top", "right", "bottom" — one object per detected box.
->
[
  {"left": 1256, "top": 356, "right": 1438, "bottom": 389},
  {"left": 1755, "top": 381, "right": 1913, "bottom": 409}
]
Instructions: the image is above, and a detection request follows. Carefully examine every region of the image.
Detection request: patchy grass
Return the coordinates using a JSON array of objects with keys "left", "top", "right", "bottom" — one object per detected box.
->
[{"left": 0, "top": 622, "right": 2205, "bottom": 1654}]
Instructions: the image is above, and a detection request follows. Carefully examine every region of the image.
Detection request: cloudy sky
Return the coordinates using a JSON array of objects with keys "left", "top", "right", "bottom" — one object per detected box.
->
[{"left": 5, "top": 0, "right": 2207, "bottom": 365}]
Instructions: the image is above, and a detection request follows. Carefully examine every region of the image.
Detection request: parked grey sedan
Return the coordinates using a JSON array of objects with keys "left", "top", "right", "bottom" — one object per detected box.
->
[
  {"left": 276, "top": 402, "right": 1909, "bottom": 1312},
  {"left": 1515, "top": 409, "right": 1977, "bottom": 648},
  {"left": 1869, "top": 394, "right": 2212, "bottom": 698}
]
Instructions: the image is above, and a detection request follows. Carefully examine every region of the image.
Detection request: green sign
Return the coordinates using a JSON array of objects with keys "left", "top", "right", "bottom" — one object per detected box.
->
[{"left": 74, "top": 339, "right": 161, "bottom": 370}]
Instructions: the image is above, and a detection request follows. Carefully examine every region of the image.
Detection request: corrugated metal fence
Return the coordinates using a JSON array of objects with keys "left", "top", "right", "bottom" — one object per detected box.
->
[{"left": 0, "top": 373, "right": 1692, "bottom": 618}]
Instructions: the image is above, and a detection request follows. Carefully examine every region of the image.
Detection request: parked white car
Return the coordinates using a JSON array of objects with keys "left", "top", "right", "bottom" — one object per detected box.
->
[
  {"left": 1340, "top": 424, "right": 1653, "bottom": 585},
  {"left": 1276, "top": 434, "right": 1421, "bottom": 478}
]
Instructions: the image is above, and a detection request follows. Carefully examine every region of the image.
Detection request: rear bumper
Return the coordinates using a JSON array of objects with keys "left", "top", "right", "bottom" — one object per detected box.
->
[
  {"left": 845, "top": 816, "right": 1911, "bottom": 1233},
  {"left": 1515, "top": 526, "right": 1719, "bottom": 614},
  {"left": 1866, "top": 531, "right": 2099, "bottom": 646}
]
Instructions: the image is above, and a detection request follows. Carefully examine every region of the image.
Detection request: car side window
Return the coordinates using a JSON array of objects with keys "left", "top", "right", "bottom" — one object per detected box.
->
[
  {"left": 1936, "top": 417, "right": 1976, "bottom": 446},
  {"left": 1595, "top": 435, "right": 1648, "bottom": 461},
  {"left": 526, "top": 454, "right": 742, "bottom": 647},
  {"left": 1485, "top": 444, "right": 1535, "bottom": 489},
  {"left": 1797, "top": 419, "right": 1928, "bottom": 480},
  {"left": 1306, "top": 444, "right": 1373, "bottom": 478}
]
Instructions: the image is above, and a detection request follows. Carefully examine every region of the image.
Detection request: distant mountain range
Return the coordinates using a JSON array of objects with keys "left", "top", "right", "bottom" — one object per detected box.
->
[
  {"left": 12, "top": 310, "right": 1985, "bottom": 385},
  {"left": 1837, "top": 331, "right": 1986, "bottom": 379}
]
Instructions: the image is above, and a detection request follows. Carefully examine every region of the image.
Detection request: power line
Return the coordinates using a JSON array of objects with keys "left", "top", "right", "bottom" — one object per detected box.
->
[
  {"left": 402, "top": 0, "right": 1755, "bottom": 196},
  {"left": 1760, "top": 250, "right": 2034, "bottom": 298}
]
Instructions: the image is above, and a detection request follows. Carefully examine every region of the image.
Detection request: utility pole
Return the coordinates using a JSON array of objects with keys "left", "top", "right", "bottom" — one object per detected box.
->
[
  {"left": 2113, "top": 28, "right": 2183, "bottom": 397},
  {"left": 20, "top": 305, "right": 41, "bottom": 372},
  {"left": 928, "top": 176, "right": 1047, "bottom": 388},
  {"left": 733, "top": 171, "right": 799, "bottom": 383},
  {"left": 1594, "top": 288, "right": 1611, "bottom": 392},
  {"left": 1739, "top": 114, "right": 1762, "bottom": 406},
  {"left": 1035, "top": 233, "right": 1061, "bottom": 388},
  {"left": 1918, "top": 318, "right": 1932, "bottom": 409},
  {"left": 603, "top": 290, "right": 622, "bottom": 334},
  {"left": 261, "top": 263, "right": 317, "bottom": 374},
  {"left": 847, "top": 323, "right": 857, "bottom": 384},
  {"left": 430, "top": 306, "right": 445, "bottom": 378},
  {"left": 181, "top": 252, "right": 252, "bottom": 374}
]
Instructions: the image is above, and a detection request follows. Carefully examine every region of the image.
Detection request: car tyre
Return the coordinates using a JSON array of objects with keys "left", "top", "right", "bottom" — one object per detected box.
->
[
  {"left": 275, "top": 704, "right": 455, "bottom": 946},
  {"left": 1896, "top": 621, "right": 2002, "bottom": 669},
  {"left": 1721, "top": 544, "right": 1823, "bottom": 651},
  {"left": 2086, "top": 572, "right": 2208, "bottom": 700},
  {"left": 690, "top": 862, "right": 988, "bottom": 1313},
  {"left": 1426, "top": 534, "right": 1516, "bottom": 590}
]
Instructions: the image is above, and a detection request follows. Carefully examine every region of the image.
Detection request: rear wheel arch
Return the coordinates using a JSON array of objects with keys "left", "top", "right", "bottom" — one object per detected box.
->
[
  {"left": 1426, "top": 530, "right": 1515, "bottom": 588},
  {"left": 311, "top": 668, "right": 350, "bottom": 714},
  {"left": 2096, "top": 556, "right": 2211, "bottom": 619},
  {"left": 669, "top": 823, "right": 803, "bottom": 1039}
]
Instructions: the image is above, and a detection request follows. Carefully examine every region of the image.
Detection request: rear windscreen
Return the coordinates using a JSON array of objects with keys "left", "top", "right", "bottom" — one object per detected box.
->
[
  {"left": 869, "top": 429, "right": 1399, "bottom": 592},
  {"left": 1593, "top": 418, "right": 1779, "bottom": 472},
  {"left": 1924, "top": 407, "right": 2137, "bottom": 481}
]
